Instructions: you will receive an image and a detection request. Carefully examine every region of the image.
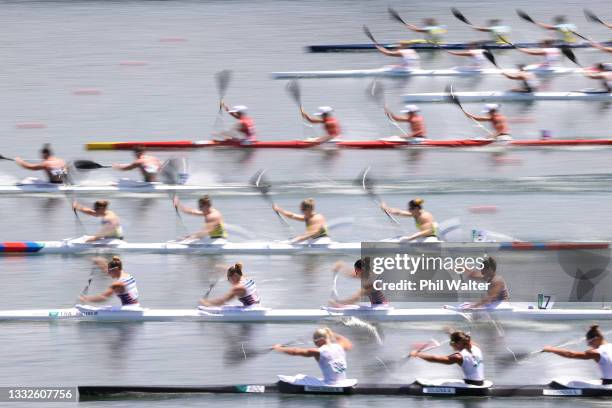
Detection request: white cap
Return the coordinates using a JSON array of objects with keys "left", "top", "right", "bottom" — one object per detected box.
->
[
  {"left": 482, "top": 103, "right": 500, "bottom": 112},
  {"left": 228, "top": 105, "right": 248, "bottom": 113},
  {"left": 400, "top": 104, "right": 420, "bottom": 113},
  {"left": 314, "top": 106, "right": 334, "bottom": 115}
]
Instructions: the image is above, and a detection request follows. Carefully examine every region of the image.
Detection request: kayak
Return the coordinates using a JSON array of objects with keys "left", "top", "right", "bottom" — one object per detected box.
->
[
  {"left": 403, "top": 91, "right": 612, "bottom": 103},
  {"left": 86, "top": 138, "right": 612, "bottom": 150},
  {"left": 271, "top": 66, "right": 581, "bottom": 79},
  {"left": 307, "top": 41, "right": 612, "bottom": 53}
]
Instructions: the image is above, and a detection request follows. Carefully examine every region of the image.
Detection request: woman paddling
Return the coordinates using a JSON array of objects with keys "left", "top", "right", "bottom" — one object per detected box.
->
[
  {"left": 199, "top": 263, "right": 260, "bottom": 308},
  {"left": 543, "top": 325, "right": 612, "bottom": 385},
  {"left": 381, "top": 198, "right": 439, "bottom": 242},
  {"left": 174, "top": 195, "right": 227, "bottom": 241},
  {"left": 79, "top": 256, "right": 140, "bottom": 308},
  {"left": 273, "top": 198, "right": 329, "bottom": 244},
  {"left": 273, "top": 328, "right": 353, "bottom": 386},
  {"left": 330, "top": 258, "right": 389, "bottom": 308},
  {"left": 73, "top": 200, "right": 123, "bottom": 242},
  {"left": 411, "top": 331, "right": 486, "bottom": 386}
]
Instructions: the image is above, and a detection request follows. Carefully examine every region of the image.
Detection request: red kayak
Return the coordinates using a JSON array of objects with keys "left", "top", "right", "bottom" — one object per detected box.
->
[{"left": 86, "top": 138, "right": 612, "bottom": 150}]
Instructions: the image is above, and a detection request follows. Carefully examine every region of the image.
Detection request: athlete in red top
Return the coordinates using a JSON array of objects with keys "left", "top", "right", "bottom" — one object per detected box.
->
[
  {"left": 220, "top": 103, "right": 257, "bottom": 142},
  {"left": 385, "top": 104, "right": 427, "bottom": 139},
  {"left": 462, "top": 104, "right": 511, "bottom": 140},
  {"left": 301, "top": 106, "right": 341, "bottom": 144}
]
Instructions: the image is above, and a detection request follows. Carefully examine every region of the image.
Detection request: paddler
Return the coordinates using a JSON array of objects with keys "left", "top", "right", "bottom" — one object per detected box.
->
[
  {"left": 199, "top": 263, "right": 260, "bottom": 307},
  {"left": 401, "top": 18, "right": 447, "bottom": 44},
  {"left": 330, "top": 258, "right": 389, "bottom": 307},
  {"left": 502, "top": 64, "right": 540, "bottom": 93},
  {"left": 272, "top": 328, "right": 353, "bottom": 386},
  {"left": 79, "top": 256, "right": 140, "bottom": 307},
  {"left": 542, "top": 325, "right": 612, "bottom": 385},
  {"left": 446, "top": 42, "right": 489, "bottom": 71},
  {"left": 380, "top": 198, "right": 439, "bottom": 242},
  {"left": 372, "top": 42, "right": 420, "bottom": 71},
  {"left": 531, "top": 15, "right": 577, "bottom": 43},
  {"left": 300, "top": 106, "right": 341, "bottom": 144},
  {"left": 14, "top": 144, "right": 67, "bottom": 184},
  {"left": 461, "top": 104, "right": 511, "bottom": 140},
  {"left": 514, "top": 39, "right": 562, "bottom": 69},
  {"left": 112, "top": 146, "right": 162, "bottom": 182},
  {"left": 72, "top": 200, "right": 123, "bottom": 242},
  {"left": 584, "top": 63, "right": 612, "bottom": 93},
  {"left": 273, "top": 198, "right": 329, "bottom": 244},
  {"left": 219, "top": 103, "right": 257, "bottom": 143},
  {"left": 462, "top": 256, "right": 510, "bottom": 309},
  {"left": 173, "top": 195, "right": 227, "bottom": 241},
  {"left": 384, "top": 104, "right": 427, "bottom": 139},
  {"left": 410, "top": 331, "right": 486, "bottom": 386},
  {"left": 470, "top": 19, "right": 511, "bottom": 44}
]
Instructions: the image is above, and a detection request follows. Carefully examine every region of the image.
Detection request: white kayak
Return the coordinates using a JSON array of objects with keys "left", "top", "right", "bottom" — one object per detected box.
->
[
  {"left": 403, "top": 91, "right": 612, "bottom": 103},
  {"left": 271, "top": 66, "right": 581, "bottom": 79},
  {"left": 1, "top": 178, "right": 244, "bottom": 194},
  {"left": 1, "top": 238, "right": 605, "bottom": 255},
  {"left": 2, "top": 304, "right": 612, "bottom": 322}
]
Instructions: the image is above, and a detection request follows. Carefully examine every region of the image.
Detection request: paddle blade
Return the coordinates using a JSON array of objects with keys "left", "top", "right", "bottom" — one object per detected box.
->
[
  {"left": 73, "top": 160, "right": 108, "bottom": 170},
  {"left": 0, "top": 154, "right": 14, "bottom": 161},
  {"left": 249, "top": 169, "right": 271, "bottom": 194},
  {"left": 215, "top": 69, "right": 233, "bottom": 99},
  {"left": 516, "top": 9, "right": 535, "bottom": 24},
  {"left": 363, "top": 25, "right": 377, "bottom": 44},
  {"left": 285, "top": 80, "right": 302, "bottom": 107},
  {"left": 445, "top": 84, "right": 462, "bottom": 109},
  {"left": 560, "top": 45, "right": 580, "bottom": 66},
  {"left": 584, "top": 9, "right": 604, "bottom": 25},
  {"left": 451, "top": 8, "right": 471, "bottom": 25},
  {"left": 483, "top": 49, "right": 498, "bottom": 67},
  {"left": 366, "top": 79, "right": 385, "bottom": 106},
  {"left": 388, "top": 7, "right": 406, "bottom": 25}
]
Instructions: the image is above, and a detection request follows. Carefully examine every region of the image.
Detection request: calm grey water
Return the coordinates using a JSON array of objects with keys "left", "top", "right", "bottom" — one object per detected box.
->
[{"left": 1, "top": 0, "right": 612, "bottom": 407}]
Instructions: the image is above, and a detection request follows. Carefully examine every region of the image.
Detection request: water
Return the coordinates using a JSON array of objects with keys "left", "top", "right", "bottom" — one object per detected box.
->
[{"left": 1, "top": 0, "right": 612, "bottom": 407}]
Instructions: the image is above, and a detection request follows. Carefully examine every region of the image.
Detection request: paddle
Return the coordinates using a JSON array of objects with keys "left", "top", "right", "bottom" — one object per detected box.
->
[
  {"left": 366, "top": 80, "right": 408, "bottom": 136},
  {"left": 516, "top": 9, "right": 536, "bottom": 24},
  {"left": 356, "top": 167, "right": 400, "bottom": 225},
  {"left": 225, "top": 338, "right": 306, "bottom": 364},
  {"left": 213, "top": 69, "right": 232, "bottom": 131},
  {"left": 451, "top": 8, "right": 472, "bottom": 26},
  {"left": 73, "top": 160, "right": 111, "bottom": 170},
  {"left": 0, "top": 154, "right": 15, "bottom": 161},
  {"left": 375, "top": 338, "right": 447, "bottom": 373},
  {"left": 584, "top": 9, "right": 605, "bottom": 26},
  {"left": 388, "top": 7, "right": 407, "bottom": 25},
  {"left": 249, "top": 169, "right": 292, "bottom": 229},
  {"left": 202, "top": 263, "right": 228, "bottom": 299},
  {"left": 560, "top": 45, "right": 582, "bottom": 67},
  {"left": 170, "top": 192, "right": 190, "bottom": 237},
  {"left": 483, "top": 49, "right": 499, "bottom": 68},
  {"left": 363, "top": 25, "right": 381, "bottom": 46},
  {"left": 215, "top": 69, "right": 232, "bottom": 111},
  {"left": 446, "top": 84, "right": 495, "bottom": 137}
]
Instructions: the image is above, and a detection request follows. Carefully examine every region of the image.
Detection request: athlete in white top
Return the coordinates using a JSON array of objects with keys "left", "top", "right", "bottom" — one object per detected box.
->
[
  {"left": 372, "top": 43, "right": 420, "bottom": 71},
  {"left": 543, "top": 325, "right": 612, "bottom": 385},
  {"left": 411, "top": 331, "right": 485, "bottom": 385},
  {"left": 515, "top": 39, "right": 561, "bottom": 69},
  {"left": 272, "top": 328, "right": 352, "bottom": 385},
  {"left": 199, "top": 263, "right": 260, "bottom": 307},
  {"left": 14, "top": 144, "right": 67, "bottom": 184},
  {"left": 446, "top": 43, "right": 488, "bottom": 70},
  {"left": 79, "top": 257, "right": 140, "bottom": 307},
  {"left": 112, "top": 146, "right": 162, "bottom": 182}
]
